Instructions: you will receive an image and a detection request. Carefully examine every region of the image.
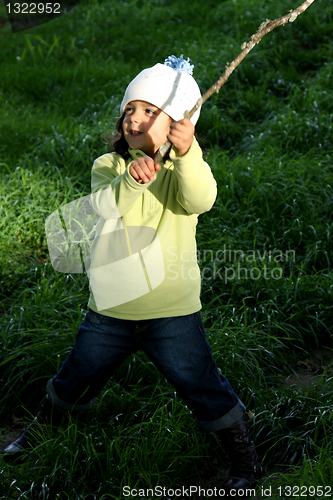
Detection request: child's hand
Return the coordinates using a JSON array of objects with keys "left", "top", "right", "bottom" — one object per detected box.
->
[
  {"left": 168, "top": 118, "right": 195, "bottom": 157},
  {"left": 129, "top": 155, "right": 161, "bottom": 184}
]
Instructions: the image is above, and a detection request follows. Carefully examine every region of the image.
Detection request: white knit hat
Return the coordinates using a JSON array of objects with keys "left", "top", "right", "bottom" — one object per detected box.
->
[{"left": 120, "top": 55, "right": 202, "bottom": 125}]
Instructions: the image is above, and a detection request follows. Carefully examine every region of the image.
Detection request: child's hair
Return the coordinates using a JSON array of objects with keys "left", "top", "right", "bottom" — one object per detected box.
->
[
  {"left": 103, "top": 113, "right": 131, "bottom": 160},
  {"left": 108, "top": 113, "right": 131, "bottom": 159}
]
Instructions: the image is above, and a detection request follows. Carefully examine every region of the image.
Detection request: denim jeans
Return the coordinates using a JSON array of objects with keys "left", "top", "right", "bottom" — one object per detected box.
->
[{"left": 47, "top": 309, "right": 245, "bottom": 431}]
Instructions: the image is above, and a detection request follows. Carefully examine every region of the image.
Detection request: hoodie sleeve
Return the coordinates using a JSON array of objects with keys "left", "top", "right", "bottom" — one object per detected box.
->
[
  {"left": 90, "top": 153, "right": 148, "bottom": 219},
  {"left": 170, "top": 138, "right": 217, "bottom": 215}
]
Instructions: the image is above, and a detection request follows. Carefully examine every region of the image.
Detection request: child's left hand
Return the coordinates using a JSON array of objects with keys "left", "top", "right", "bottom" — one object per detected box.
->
[{"left": 168, "top": 118, "right": 194, "bottom": 157}]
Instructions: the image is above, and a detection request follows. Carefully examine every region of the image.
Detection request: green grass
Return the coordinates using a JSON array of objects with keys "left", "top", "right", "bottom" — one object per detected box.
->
[{"left": 1, "top": 0, "right": 333, "bottom": 497}]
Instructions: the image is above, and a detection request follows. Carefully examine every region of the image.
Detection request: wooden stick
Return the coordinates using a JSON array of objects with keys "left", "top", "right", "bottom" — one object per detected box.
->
[{"left": 153, "top": 0, "right": 316, "bottom": 164}]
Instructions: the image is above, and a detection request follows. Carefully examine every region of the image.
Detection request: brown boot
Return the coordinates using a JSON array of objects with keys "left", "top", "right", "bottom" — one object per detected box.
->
[
  {"left": 216, "top": 413, "right": 262, "bottom": 495},
  {"left": 3, "top": 397, "right": 67, "bottom": 460}
]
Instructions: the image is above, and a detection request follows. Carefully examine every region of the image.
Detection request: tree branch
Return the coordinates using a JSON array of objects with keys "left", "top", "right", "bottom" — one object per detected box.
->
[{"left": 154, "top": 0, "right": 316, "bottom": 164}]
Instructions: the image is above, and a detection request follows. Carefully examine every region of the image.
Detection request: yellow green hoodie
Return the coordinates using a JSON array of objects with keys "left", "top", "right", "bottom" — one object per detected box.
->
[{"left": 87, "top": 138, "right": 217, "bottom": 320}]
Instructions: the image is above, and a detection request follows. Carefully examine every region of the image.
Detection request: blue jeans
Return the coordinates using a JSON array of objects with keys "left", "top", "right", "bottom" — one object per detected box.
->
[{"left": 47, "top": 309, "right": 245, "bottom": 431}]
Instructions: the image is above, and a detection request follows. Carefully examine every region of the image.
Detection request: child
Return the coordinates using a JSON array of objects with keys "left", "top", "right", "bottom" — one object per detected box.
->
[{"left": 4, "top": 55, "right": 262, "bottom": 493}]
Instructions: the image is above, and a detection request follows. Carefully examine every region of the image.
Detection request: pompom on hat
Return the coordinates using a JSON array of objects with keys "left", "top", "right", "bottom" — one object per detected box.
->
[{"left": 120, "top": 55, "right": 202, "bottom": 125}]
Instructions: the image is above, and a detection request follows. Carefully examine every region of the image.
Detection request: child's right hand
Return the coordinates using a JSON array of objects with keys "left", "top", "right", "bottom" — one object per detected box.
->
[{"left": 129, "top": 156, "right": 161, "bottom": 184}]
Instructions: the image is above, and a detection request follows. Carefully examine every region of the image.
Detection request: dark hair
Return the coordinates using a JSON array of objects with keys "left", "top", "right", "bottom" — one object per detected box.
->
[{"left": 104, "top": 112, "right": 131, "bottom": 160}]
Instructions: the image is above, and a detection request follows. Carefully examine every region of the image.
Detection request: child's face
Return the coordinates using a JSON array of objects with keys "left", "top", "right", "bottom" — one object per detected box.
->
[{"left": 122, "top": 100, "right": 172, "bottom": 157}]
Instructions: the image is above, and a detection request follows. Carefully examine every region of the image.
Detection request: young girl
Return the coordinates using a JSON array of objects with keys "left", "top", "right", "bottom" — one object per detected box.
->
[{"left": 4, "top": 55, "right": 262, "bottom": 493}]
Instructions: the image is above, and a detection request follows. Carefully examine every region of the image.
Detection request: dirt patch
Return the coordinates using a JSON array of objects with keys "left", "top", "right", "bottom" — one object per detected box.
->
[{"left": 281, "top": 347, "right": 333, "bottom": 388}]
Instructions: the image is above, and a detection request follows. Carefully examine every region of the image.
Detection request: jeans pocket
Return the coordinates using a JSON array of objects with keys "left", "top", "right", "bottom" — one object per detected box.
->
[{"left": 88, "top": 308, "right": 104, "bottom": 325}]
